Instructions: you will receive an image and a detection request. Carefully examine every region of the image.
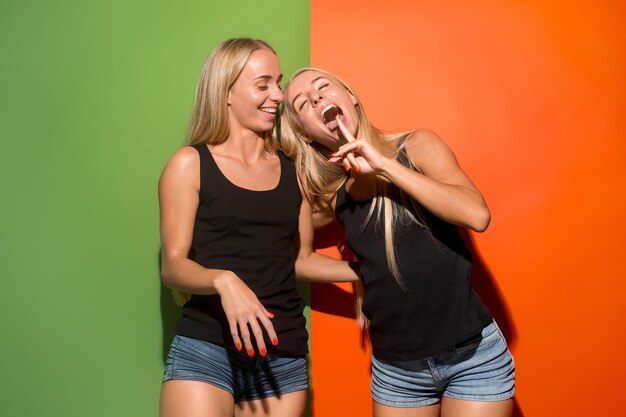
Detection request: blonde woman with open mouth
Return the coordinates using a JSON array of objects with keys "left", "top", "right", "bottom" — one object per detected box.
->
[{"left": 282, "top": 68, "right": 515, "bottom": 417}]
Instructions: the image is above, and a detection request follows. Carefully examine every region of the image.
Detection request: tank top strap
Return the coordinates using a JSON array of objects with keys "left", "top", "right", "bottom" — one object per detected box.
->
[
  {"left": 277, "top": 150, "right": 299, "bottom": 191},
  {"left": 395, "top": 133, "right": 416, "bottom": 169},
  {"left": 334, "top": 174, "right": 354, "bottom": 219},
  {"left": 276, "top": 150, "right": 289, "bottom": 182},
  {"left": 190, "top": 143, "right": 223, "bottom": 204}
]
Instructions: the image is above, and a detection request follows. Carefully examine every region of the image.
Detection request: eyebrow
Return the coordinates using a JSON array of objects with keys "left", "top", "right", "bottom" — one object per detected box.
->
[
  {"left": 291, "top": 76, "right": 326, "bottom": 109},
  {"left": 254, "top": 74, "right": 283, "bottom": 81}
]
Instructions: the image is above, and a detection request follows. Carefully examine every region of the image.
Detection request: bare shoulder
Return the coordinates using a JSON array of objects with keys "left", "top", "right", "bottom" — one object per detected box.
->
[
  {"left": 159, "top": 146, "right": 201, "bottom": 192},
  {"left": 404, "top": 128, "right": 454, "bottom": 161},
  {"left": 166, "top": 146, "right": 200, "bottom": 171},
  {"left": 404, "top": 129, "right": 449, "bottom": 151}
]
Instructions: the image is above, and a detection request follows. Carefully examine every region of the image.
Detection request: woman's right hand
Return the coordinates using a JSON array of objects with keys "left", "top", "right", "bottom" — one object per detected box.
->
[
  {"left": 214, "top": 271, "right": 278, "bottom": 357},
  {"left": 327, "top": 117, "right": 392, "bottom": 175}
]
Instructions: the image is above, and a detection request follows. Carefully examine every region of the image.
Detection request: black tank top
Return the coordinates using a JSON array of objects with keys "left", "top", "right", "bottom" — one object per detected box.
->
[
  {"left": 335, "top": 151, "right": 492, "bottom": 362},
  {"left": 174, "top": 144, "right": 308, "bottom": 357}
]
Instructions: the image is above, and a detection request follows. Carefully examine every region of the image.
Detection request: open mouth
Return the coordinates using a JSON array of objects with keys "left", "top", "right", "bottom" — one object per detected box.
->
[{"left": 320, "top": 104, "right": 343, "bottom": 125}]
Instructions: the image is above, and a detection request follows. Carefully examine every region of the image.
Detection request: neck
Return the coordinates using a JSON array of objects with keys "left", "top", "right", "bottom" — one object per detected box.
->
[{"left": 214, "top": 127, "right": 272, "bottom": 163}]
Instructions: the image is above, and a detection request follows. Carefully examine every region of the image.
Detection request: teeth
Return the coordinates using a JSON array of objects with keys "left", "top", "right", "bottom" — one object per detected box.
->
[
  {"left": 321, "top": 104, "right": 336, "bottom": 114},
  {"left": 320, "top": 104, "right": 342, "bottom": 124},
  {"left": 260, "top": 107, "right": 276, "bottom": 114},
  {"left": 320, "top": 104, "right": 335, "bottom": 123}
]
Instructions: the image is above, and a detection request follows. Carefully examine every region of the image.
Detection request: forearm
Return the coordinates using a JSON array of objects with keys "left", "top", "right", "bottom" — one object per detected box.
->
[
  {"left": 296, "top": 252, "right": 359, "bottom": 282},
  {"left": 380, "top": 159, "right": 490, "bottom": 232},
  {"left": 161, "top": 256, "right": 234, "bottom": 295}
]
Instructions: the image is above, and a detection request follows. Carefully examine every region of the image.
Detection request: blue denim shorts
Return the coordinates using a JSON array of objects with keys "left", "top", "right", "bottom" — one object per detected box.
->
[
  {"left": 371, "top": 321, "right": 515, "bottom": 407},
  {"left": 163, "top": 335, "right": 308, "bottom": 402}
]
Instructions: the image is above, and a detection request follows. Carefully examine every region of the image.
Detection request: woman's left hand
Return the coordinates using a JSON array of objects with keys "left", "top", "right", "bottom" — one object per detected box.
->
[{"left": 327, "top": 116, "right": 391, "bottom": 174}]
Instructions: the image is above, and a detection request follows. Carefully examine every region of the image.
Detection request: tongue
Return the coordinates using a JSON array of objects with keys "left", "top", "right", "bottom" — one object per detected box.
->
[
  {"left": 323, "top": 106, "right": 344, "bottom": 131},
  {"left": 326, "top": 119, "right": 339, "bottom": 131}
]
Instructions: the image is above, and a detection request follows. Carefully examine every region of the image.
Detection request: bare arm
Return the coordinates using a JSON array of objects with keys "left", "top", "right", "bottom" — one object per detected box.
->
[
  {"left": 381, "top": 130, "right": 490, "bottom": 231},
  {"left": 159, "top": 146, "right": 277, "bottom": 355},
  {"left": 294, "top": 184, "right": 359, "bottom": 282},
  {"left": 331, "top": 120, "right": 490, "bottom": 232},
  {"left": 159, "top": 147, "right": 233, "bottom": 292}
]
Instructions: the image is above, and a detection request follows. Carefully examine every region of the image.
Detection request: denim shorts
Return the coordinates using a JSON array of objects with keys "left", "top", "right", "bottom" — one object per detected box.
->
[
  {"left": 371, "top": 321, "right": 515, "bottom": 407},
  {"left": 163, "top": 335, "right": 308, "bottom": 402}
]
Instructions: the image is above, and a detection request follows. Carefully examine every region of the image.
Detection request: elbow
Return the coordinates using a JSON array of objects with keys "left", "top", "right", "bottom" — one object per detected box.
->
[
  {"left": 160, "top": 251, "right": 189, "bottom": 289},
  {"left": 160, "top": 268, "right": 173, "bottom": 289},
  {"left": 294, "top": 260, "right": 302, "bottom": 280},
  {"left": 294, "top": 258, "right": 309, "bottom": 281},
  {"left": 160, "top": 258, "right": 176, "bottom": 289},
  {"left": 294, "top": 247, "right": 314, "bottom": 280},
  {"left": 470, "top": 208, "right": 491, "bottom": 233}
]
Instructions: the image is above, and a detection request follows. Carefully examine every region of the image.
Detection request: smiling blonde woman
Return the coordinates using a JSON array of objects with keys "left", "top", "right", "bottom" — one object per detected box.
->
[{"left": 159, "top": 39, "right": 308, "bottom": 417}]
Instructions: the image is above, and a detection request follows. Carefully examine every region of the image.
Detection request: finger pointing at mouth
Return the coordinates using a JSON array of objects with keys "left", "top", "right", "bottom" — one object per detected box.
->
[{"left": 336, "top": 115, "right": 355, "bottom": 142}]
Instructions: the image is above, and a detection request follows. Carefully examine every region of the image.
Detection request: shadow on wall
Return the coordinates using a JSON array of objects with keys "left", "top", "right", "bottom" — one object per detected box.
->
[
  {"left": 311, "top": 223, "right": 524, "bottom": 416},
  {"left": 458, "top": 229, "right": 523, "bottom": 417},
  {"left": 310, "top": 221, "right": 359, "bottom": 317}
]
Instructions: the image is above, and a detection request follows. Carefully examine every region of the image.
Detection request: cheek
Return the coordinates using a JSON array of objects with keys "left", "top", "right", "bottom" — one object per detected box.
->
[
  {"left": 246, "top": 90, "right": 263, "bottom": 104},
  {"left": 301, "top": 117, "right": 320, "bottom": 135},
  {"left": 234, "top": 89, "right": 262, "bottom": 107},
  {"left": 293, "top": 113, "right": 311, "bottom": 132}
]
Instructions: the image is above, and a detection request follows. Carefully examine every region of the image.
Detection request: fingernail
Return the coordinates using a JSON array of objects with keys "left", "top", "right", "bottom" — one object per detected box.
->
[
  {"left": 236, "top": 344, "right": 242, "bottom": 351},
  {"left": 248, "top": 349, "right": 254, "bottom": 356},
  {"left": 268, "top": 312, "right": 275, "bottom": 318},
  {"left": 260, "top": 348, "right": 267, "bottom": 357},
  {"left": 354, "top": 164, "right": 360, "bottom": 173},
  {"left": 330, "top": 152, "right": 337, "bottom": 157},
  {"left": 272, "top": 338, "right": 278, "bottom": 346},
  {"left": 343, "top": 162, "right": 349, "bottom": 171}
]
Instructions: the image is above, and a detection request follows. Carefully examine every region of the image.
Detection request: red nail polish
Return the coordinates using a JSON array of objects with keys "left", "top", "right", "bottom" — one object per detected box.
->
[
  {"left": 260, "top": 348, "right": 267, "bottom": 357},
  {"left": 272, "top": 338, "right": 278, "bottom": 346},
  {"left": 343, "top": 162, "right": 349, "bottom": 172},
  {"left": 248, "top": 349, "right": 254, "bottom": 356},
  {"left": 268, "top": 312, "right": 275, "bottom": 318},
  {"left": 354, "top": 164, "right": 360, "bottom": 173},
  {"left": 236, "top": 344, "right": 242, "bottom": 351}
]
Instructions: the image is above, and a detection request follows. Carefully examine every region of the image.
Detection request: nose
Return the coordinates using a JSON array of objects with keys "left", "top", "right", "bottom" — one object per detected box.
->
[
  {"left": 311, "top": 93, "right": 325, "bottom": 107},
  {"left": 270, "top": 84, "right": 284, "bottom": 103}
]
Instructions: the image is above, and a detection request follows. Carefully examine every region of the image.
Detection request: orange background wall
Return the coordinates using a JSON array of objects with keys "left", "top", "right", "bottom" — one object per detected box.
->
[{"left": 308, "top": 1, "right": 626, "bottom": 416}]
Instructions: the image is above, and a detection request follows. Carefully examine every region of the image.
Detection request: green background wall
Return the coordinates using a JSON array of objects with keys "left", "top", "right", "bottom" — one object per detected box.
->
[{"left": 0, "top": 1, "right": 309, "bottom": 416}]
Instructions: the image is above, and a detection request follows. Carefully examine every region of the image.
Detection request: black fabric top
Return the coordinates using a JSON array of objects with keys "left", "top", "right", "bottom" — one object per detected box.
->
[
  {"left": 335, "top": 151, "right": 492, "bottom": 362},
  {"left": 175, "top": 144, "right": 308, "bottom": 357}
]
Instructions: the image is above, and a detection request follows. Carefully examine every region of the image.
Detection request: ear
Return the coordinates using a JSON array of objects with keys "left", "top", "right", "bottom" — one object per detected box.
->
[{"left": 227, "top": 90, "right": 232, "bottom": 106}]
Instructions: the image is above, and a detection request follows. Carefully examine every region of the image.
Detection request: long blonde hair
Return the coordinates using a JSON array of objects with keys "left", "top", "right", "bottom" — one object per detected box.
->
[
  {"left": 185, "top": 37, "right": 278, "bottom": 150},
  {"left": 281, "top": 68, "right": 427, "bottom": 296},
  {"left": 173, "top": 38, "right": 279, "bottom": 306}
]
